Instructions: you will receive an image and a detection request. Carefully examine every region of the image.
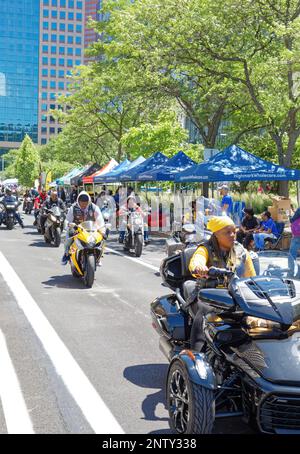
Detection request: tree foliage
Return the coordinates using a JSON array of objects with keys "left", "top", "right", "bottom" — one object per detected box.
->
[{"left": 14, "top": 135, "right": 40, "bottom": 187}]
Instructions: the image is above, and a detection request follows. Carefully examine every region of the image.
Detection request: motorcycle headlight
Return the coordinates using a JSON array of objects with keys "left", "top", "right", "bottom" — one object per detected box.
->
[
  {"left": 6, "top": 205, "right": 15, "bottom": 209},
  {"left": 245, "top": 316, "right": 281, "bottom": 331}
]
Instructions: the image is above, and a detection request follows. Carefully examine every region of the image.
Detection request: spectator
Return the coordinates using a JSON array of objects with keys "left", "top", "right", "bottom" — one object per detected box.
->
[
  {"left": 70, "top": 185, "right": 78, "bottom": 204},
  {"left": 243, "top": 234, "right": 260, "bottom": 275},
  {"left": 289, "top": 205, "right": 300, "bottom": 260},
  {"left": 236, "top": 208, "right": 260, "bottom": 244},
  {"left": 219, "top": 184, "right": 233, "bottom": 216},
  {"left": 253, "top": 211, "right": 279, "bottom": 251}
]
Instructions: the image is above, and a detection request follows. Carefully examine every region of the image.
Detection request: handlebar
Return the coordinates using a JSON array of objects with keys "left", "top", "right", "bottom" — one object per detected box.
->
[{"left": 207, "top": 267, "right": 235, "bottom": 279}]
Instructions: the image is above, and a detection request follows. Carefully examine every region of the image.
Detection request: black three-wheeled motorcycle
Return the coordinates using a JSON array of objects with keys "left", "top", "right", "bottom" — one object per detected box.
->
[{"left": 151, "top": 249, "right": 300, "bottom": 434}]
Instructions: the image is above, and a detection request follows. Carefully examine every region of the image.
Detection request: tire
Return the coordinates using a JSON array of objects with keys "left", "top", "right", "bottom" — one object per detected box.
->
[
  {"left": 44, "top": 234, "right": 51, "bottom": 244},
  {"left": 83, "top": 255, "right": 95, "bottom": 288},
  {"left": 135, "top": 234, "right": 143, "bottom": 257},
  {"left": 167, "top": 360, "right": 215, "bottom": 434},
  {"left": 53, "top": 228, "right": 61, "bottom": 248},
  {"left": 6, "top": 218, "right": 14, "bottom": 230},
  {"left": 71, "top": 265, "right": 80, "bottom": 278}
]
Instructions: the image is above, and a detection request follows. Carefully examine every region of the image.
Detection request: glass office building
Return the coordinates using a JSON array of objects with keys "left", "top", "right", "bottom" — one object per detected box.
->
[{"left": 0, "top": 0, "right": 40, "bottom": 150}]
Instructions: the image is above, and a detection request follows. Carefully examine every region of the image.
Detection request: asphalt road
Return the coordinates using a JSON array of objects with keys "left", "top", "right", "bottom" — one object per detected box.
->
[{"left": 0, "top": 214, "right": 252, "bottom": 434}]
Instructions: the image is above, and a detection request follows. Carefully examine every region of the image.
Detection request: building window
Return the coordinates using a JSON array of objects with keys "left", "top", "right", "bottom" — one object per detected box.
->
[
  {"left": 59, "top": 35, "right": 65, "bottom": 43},
  {"left": 42, "top": 115, "right": 47, "bottom": 122},
  {"left": 67, "top": 48, "right": 73, "bottom": 56},
  {"left": 52, "top": 0, "right": 58, "bottom": 6},
  {"left": 59, "top": 47, "right": 65, "bottom": 55},
  {"left": 50, "top": 127, "right": 56, "bottom": 134},
  {"left": 68, "top": 12, "right": 74, "bottom": 20},
  {"left": 75, "top": 37, "right": 81, "bottom": 45},
  {"left": 68, "top": 24, "right": 74, "bottom": 32},
  {"left": 42, "top": 92, "right": 47, "bottom": 100},
  {"left": 59, "top": 58, "right": 65, "bottom": 66},
  {"left": 42, "top": 45, "right": 48, "bottom": 53},
  {"left": 59, "top": 11, "right": 66, "bottom": 19},
  {"left": 43, "top": 21, "right": 49, "bottom": 30},
  {"left": 76, "top": 25, "right": 82, "bottom": 33},
  {"left": 76, "top": 13, "right": 82, "bottom": 21},
  {"left": 51, "top": 10, "right": 58, "bottom": 18},
  {"left": 50, "top": 81, "right": 56, "bottom": 89},
  {"left": 50, "top": 69, "right": 56, "bottom": 77},
  {"left": 41, "top": 126, "right": 47, "bottom": 134},
  {"left": 50, "top": 105, "right": 55, "bottom": 110},
  {"left": 42, "top": 57, "right": 48, "bottom": 65},
  {"left": 77, "top": 1, "right": 82, "bottom": 8},
  {"left": 75, "top": 48, "right": 81, "bottom": 56},
  {"left": 50, "top": 58, "right": 56, "bottom": 66},
  {"left": 51, "top": 34, "right": 57, "bottom": 42},
  {"left": 58, "top": 81, "right": 64, "bottom": 90},
  {"left": 59, "top": 23, "right": 65, "bottom": 31},
  {"left": 75, "top": 60, "right": 81, "bottom": 66},
  {"left": 42, "top": 69, "right": 48, "bottom": 77},
  {"left": 42, "top": 33, "right": 49, "bottom": 41},
  {"left": 51, "top": 46, "right": 57, "bottom": 54},
  {"left": 67, "top": 59, "right": 73, "bottom": 67},
  {"left": 51, "top": 23, "right": 57, "bottom": 31},
  {"left": 42, "top": 81, "right": 48, "bottom": 89},
  {"left": 68, "top": 0, "right": 74, "bottom": 7},
  {"left": 50, "top": 93, "right": 56, "bottom": 100},
  {"left": 60, "top": 0, "right": 66, "bottom": 6},
  {"left": 41, "top": 139, "right": 47, "bottom": 145},
  {"left": 58, "top": 70, "right": 64, "bottom": 78},
  {"left": 42, "top": 104, "right": 48, "bottom": 111},
  {"left": 67, "top": 36, "right": 73, "bottom": 44},
  {"left": 44, "top": 0, "right": 49, "bottom": 5},
  {"left": 43, "top": 10, "right": 49, "bottom": 18}
]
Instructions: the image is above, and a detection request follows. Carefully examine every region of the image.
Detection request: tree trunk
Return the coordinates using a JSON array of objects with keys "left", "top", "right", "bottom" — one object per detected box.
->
[{"left": 278, "top": 180, "right": 289, "bottom": 198}]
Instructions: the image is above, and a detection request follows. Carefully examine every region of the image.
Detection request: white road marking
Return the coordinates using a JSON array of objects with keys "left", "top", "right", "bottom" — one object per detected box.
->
[
  {"left": 0, "top": 252, "right": 124, "bottom": 434},
  {"left": 0, "top": 330, "right": 34, "bottom": 434},
  {"left": 105, "top": 247, "right": 160, "bottom": 272}
]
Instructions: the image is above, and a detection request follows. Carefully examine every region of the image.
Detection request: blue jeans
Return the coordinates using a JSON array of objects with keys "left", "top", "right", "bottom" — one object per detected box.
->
[
  {"left": 253, "top": 232, "right": 275, "bottom": 250},
  {"left": 289, "top": 236, "right": 300, "bottom": 260}
]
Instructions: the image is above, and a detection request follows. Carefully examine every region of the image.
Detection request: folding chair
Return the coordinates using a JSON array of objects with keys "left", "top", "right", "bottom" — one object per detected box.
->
[{"left": 264, "top": 221, "right": 285, "bottom": 250}]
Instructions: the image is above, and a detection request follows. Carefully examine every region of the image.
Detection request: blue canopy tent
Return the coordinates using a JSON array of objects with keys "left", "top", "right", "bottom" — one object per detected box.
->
[
  {"left": 119, "top": 152, "right": 169, "bottom": 182},
  {"left": 175, "top": 145, "right": 300, "bottom": 182},
  {"left": 94, "top": 159, "right": 132, "bottom": 184},
  {"left": 137, "top": 151, "right": 197, "bottom": 181}
]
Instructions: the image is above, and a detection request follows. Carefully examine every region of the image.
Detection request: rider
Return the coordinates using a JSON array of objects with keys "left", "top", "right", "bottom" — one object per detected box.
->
[
  {"left": 40, "top": 190, "right": 65, "bottom": 233},
  {"left": 61, "top": 191, "right": 105, "bottom": 265},
  {"left": 188, "top": 216, "right": 256, "bottom": 352},
  {"left": 118, "top": 194, "right": 149, "bottom": 244},
  {"left": 33, "top": 188, "right": 48, "bottom": 225},
  {"left": 1, "top": 188, "right": 24, "bottom": 228}
]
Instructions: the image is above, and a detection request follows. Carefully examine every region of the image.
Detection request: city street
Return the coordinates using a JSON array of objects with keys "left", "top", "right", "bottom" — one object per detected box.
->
[{"left": 0, "top": 214, "right": 252, "bottom": 434}]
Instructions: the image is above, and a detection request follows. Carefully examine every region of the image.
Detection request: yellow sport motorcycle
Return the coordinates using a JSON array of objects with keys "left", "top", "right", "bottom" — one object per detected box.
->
[{"left": 68, "top": 221, "right": 105, "bottom": 288}]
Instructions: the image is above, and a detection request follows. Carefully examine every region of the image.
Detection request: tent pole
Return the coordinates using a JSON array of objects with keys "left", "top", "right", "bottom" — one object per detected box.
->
[{"left": 297, "top": 181, "right": 300, "bottom": 207}]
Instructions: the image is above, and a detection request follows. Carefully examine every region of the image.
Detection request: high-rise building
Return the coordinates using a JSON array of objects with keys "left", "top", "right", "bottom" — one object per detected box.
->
[
  {"left": 84, "top": 0, "right": 102, "bottom": 62},
  {"left": 0, "top": 0, "right": 102, "bottom": 157},
  {"left": 0, "top": 0, "right": 40, "bottom": 153}
]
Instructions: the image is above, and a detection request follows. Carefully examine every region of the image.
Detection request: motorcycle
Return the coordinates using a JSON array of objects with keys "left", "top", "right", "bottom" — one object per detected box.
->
[
  {"left": 101, "top": 201, "right": 112, "bottom": 239},
  {"left": 123, "top": 210, "right": 144, "bottom": 257},
  {"left": 23, "top": 196, "right": 33, "bottom": 214},
  {"left": 68, "top": 221, "right": 105, "bottom": 288},
  {"left": 152, "top": 250, "right": 300, "bottom": 434},
  {"left": 44, "top": 206, "right": 64, "bottom": 247},
  {"left": 0, "top": 197, "right": 20, "bottom": 229},
  {"left": 166, "top": 221, "right": 211, "bottom": 257}
]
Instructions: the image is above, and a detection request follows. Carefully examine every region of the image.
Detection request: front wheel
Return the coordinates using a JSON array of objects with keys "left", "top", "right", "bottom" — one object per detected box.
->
[
  {"left": 167, "top": 360, "right": 215, "bottom": 434},
  {"left": 6, "top": 217, "right": 14, "bottom": 230},
  {"left": 53, "top": 228, "right": 61, "bottom": 247},
  {"left": 135, "top": 234, "right": 143, "bottom": 257},
  {"left": 83, "top": 255, "right": 95, "bottom": 288}
]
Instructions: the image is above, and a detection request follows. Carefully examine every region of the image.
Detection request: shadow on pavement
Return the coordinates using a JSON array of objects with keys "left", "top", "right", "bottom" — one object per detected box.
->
[
  {"left": 124, "top": 364, "right": 169, "bottom": 425},
  {"left": 42, "top": 274, "right": 86, "bottom": 289},
  {"left": 29, "top": 241, "right": 51, "bottom": 248}
]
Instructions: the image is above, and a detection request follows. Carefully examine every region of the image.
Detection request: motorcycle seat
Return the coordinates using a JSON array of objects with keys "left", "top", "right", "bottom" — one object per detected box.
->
[{"left": 180, "top": 245, "right": 198, "bottom": 279}]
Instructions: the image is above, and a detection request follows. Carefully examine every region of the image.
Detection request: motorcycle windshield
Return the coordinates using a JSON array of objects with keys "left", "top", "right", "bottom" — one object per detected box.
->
[
  {"left": 80, "top": 221, "right": 99, "bottom": 232},
  {"left": 50, "top": 206, "right": 61, "bottom": 217},
  {"left": 258, "top": 250, "right": 298, "bottom": 280}
]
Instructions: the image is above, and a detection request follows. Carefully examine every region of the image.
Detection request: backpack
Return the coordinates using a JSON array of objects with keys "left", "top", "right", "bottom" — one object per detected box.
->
[{"left": 291, "top": 217, "right": 300, "bottom": 237}]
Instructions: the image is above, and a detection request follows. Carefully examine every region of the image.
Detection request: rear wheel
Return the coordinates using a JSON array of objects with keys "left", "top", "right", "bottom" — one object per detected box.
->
[
  {"left": 83, "top": 255, "right": 95, "bottom": 288},
  {"left": 167, "top": 360, "right": 215, "bottom": 434},
  {"left": 135, "top": 234, "right": 143, "bottom": 257},
  {"left": 53, "top": 228, "right": 61, "bottom": 247}
]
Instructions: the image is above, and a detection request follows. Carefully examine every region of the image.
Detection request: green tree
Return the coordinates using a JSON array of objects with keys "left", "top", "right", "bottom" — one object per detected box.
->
[{"left": 14, "top": 135, "right": 40, "bottom": 187}]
